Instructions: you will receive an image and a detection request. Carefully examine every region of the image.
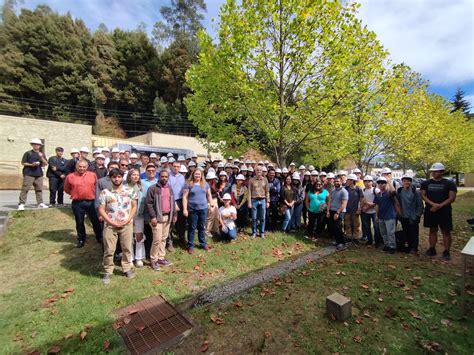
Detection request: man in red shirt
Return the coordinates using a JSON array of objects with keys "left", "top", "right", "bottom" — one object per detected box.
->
[{"left": 64, "top": 160, "right": 103, "bottom": 248}]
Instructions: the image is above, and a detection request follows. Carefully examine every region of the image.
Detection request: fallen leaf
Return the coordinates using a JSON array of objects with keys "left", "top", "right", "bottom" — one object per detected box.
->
[
  {"left": 408, "top": 310, "right": 423, "bottom": 320},
  {"left": 301, "top": 270, "right": 310, "bottom": 276},
  {"left": 83, "top": 324, "right": 93, "bottom": 330},
  {"left": 431, "top": 299, "right": 445, "bottom": 305},
  {"left": 152, "top": 279, "right": 162, "bottom": 285},
  {"left": 47, "top": 345, "right": 61, "bottom": 354},
  {"left": 28, "top": 351, "right": 40, "bottom": 355},
  {"left": 103, "top": 340, "right": 110, "bottom": 351},
  {"left": 198, "top": 340, "right": 209, "bottom": 352},
  {"left": 388, "top": 265, "right": 396, "bottom": 269},
  {"left": 360, "top": 284, "right": 369, "bottom": 289},
  {"left": 330, "top": 314, "right": 336, "bottom": 321},
  {"left": 123, "top": 317, "right": 132, "bottom": 325},
  {"left": 128, "top": 309, "right": 139, "bottom": 315},
  {"left": 378, "top": 297, "right": 384, "bottom": 302},
  {"left": 355, "top": 318, "right": 363, "bottom": 324},
  {"left": 422, "top": 341, "right": 442, "bottom": 352},
  {"left": 440, "top": 319, "right": 452, "bottom": 327},
  {"left": 63, "top": 334, "right": 73, "bottom": 340},
  {"left": 353, "top": 335, "right": 362, "bottom": 343},
  {"left": 30, "top": 331, "right": 37, "bottom": 339},
  {"left": 264, "top": 331, "right": 272, "bottom": 338},
  {"left": 79, "top": 331, "right": 87, "bottom": 341},
  {"left": 194, "top": 265, "right": 200, "bottom": 271},
  {"left": 447, "top": 290, "right": 457, "bottom": 297},
  {"left": 135, "top": 325, "right": 146, "bottom": 332},
  {"left": 405, "top": 296, "right": 414, "bottom": 301},
  {"left": 64, "top": 288, "right": 74, "bottom": 293},
  {"left": 466, "top": 290, "right": 474, "bottom": 296},
  {"left": 210, "top": 315, "right": 225, "bottom": 325},
  {"left": 234, "top": 301, "right": 242, "bottom": 308},
  {"left": 112, "top": 321, "right": 122, "bottom": 330}
]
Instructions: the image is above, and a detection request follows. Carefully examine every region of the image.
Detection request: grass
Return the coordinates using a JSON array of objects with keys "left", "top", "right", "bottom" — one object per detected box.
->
[
  {"left": 0, "top": 208, "right": 314, "bottom": 354},
  {"left": 171, "top": 191, "right": 474, "bottom": 354}
]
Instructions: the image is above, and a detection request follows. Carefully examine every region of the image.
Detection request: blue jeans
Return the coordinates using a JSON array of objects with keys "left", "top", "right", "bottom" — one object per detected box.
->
[
  {"left": 71, "top": 200, "right": 102, "bottom": 242},
  {"left": 361, "top": 212, "right": 381, "bottom": 244},
  {"left": 187, "top": 208, "right": 208, "bottom": 248},
  {"left": 282, "top": 206, "right": 293, "bottom": 231},
  {"left": 251, "top": 198, "right": 266, "bottom": 235},
  {"left": 220, "top": 227, "right": 237, "bottom": 240},
  {"left": 290, "top": 203, "right": 303, "bottom": 230},
  {"left": 379, "top": 219, "right": 396, "bottom": 249}
]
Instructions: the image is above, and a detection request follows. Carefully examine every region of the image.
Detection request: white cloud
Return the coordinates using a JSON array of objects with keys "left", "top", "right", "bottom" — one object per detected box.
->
[
  {"left": 464, "top": 95, "right": 474, "bottom": 108},
  {"left": 356, "top": 0, "right": 474, "bottom": 87}
]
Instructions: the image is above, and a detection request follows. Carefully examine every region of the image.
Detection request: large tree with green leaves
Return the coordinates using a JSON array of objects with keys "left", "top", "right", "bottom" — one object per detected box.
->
[{"left": 186, "top": 0, "right": 387, "bottom": 165}]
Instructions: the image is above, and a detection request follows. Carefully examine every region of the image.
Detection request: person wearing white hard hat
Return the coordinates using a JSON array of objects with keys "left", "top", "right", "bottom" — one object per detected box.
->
[
  {"left": 281, "top": 167, "right": 289, "bottom": 181},
  {"left": 248, "top": 165, "right": 270, "bottom": 238},
  {"left": 167, "top": 161, "right": 187, "bottom": 251},
  {"left": 218, "top": 193, "right": 238, "bottom": 242},
  {"left": 337, "top": 170, "right": 347, "bottom": 186},
  {"left": 275, "top": 168, "right": 282, "bottom": 180},
  {"left": 90, "top": 153, "right": 107, "bottom": 179},
  {"left": 226, "top": 156, "right": 233, "bottom": 164},
  {"left": 177, "top": 155, "right": 186, "bottom": 163},
  {"left": 205, "top": 170, "right": 220, "bottom": 237},
  {"left": 261, "top": 166, "right": 268, "bottom": 178},
  {"left": 280, "top": 174, "right": 296, "bottom": 233},
  {"left": 308, "top": 165, "right": 315, "bottom": 172},
  {"left": 305, "top": 176, "right": 329, "bottom": 239},
  {"left": 343, "top": 174, "right": 363, "bottom": 243},
  {"left": 327, "top": 176, "right": 348, "bottom": 250},
  {"left": 46, "top": 147, "right": 67, "bottom": 207},
  {"left": 110, "top": 147, "right": 120, "bottom": 164},
  {"left": 298, "top": 165, "right": 306, "bottom": 181},
  {"left": 128, "top": 153, "right": 140, "bottom": 170},
  {"left": 187, "top": 161, "right": 196, "bottom": 179},
  {"left": 216, "top": 171, "right": 232, "bottom": 207},
  {"left": 232, "top": 174, "right": 248, "bottom": 231},
  {"left": 78, "top": 146, "right": 91, "bottom": 168},
  {"left": 325, "top": 172, "right": 335, "bottom": 192},
  {"left": 374, "top": 176, "right": 399, "bottom": 254},
  {"left": 360, "top": 175, "right": 381, "bottom": 246},
  {"left": 352, "top": 168, "right": 365, "bottom": 188},
  {"left": 421, "top": 162, "right": 457, "bottom": 260},
  {"left": 191, "top": 153, "right": 198, "bottom": 163},
  {"left": 101, "top": 147, "right": 110, "bottom": 166},
  {"left": 18, "top": 138, "right": 49, "bottom": 210},
  {"left": 395, "top": 174, "right": 423, "bottom": 254},
  {"left": 149, "top": 153, "right": 158, "bottom": 166},
  {"left": 381, "top": 167, "right": 400, "bottom": 192},
  {"left": 289, "top": 172, "right": 305, "bottom": 231},
  {"left": 182, "top": 168, "right": 214, "bottom": 253},
  {"left": 319, "top": 171, "right": 327, "bottom": 185},
  {"left": 289, "top": 162, "right": 296, "bottom": 174}
]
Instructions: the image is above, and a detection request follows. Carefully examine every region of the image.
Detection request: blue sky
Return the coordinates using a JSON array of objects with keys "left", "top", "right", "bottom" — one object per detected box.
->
[{"left": 20, "top": 0, "right": 474, "bottom": 108}]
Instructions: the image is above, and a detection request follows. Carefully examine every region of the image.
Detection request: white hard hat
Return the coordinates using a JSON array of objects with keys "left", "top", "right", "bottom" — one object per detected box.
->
[
  {"left": 262, "top": 166, "right": 268, "bottom": 172},
  {"left": 234, "top": 159, "right": 240, "bottom": 163},
  {"left": 70, "top": 148, "right": 79, "bottom": 154},
  {"left": 251, "top": 160, "right": 256, "bottom": 164},
  {"left": 208, "top": 167, "right": 216, "bottom": 173},
  {"left": 236, "top": 174, "right": 245, "bottom": 180},
  {"left": 225, "top": 163, "right": 233, "bottom": 168},
  {"left": 377, "top": 176, "right": 388, "bottom": 183},
  {"left": 222, "top": 193, "right": 231, "bottom": 200},
  {"left": 282, "top": 167, "right": 289, "bottom": 173},
  {"left": 267, "top": 164, "right": 274, "bottom": 169},
  {"left": 168, "top": 157, "right": 175, "bottom": 163},
  {"left": 228, "top": 156, "right": 233, "bottom": 160},
  {"left": 119, "top": 150, "right": 125, "bottom": 153},
  {"left": 101, "top": 147, "right": 110, "bottom": 152},
  {"left": 308, "top": 165, "right": 315, "bottom": 171},
  {"left": 150, "top": 153, "right": 157, "bottom": 158},
  {"left": 320, "top": 171, "right": 327, "bottom": 176},
  {"left": 206, "top": 171, "right": 217, "bottom": 179},
  {"left": 160, "top": 156, "right": 168, "bottom": 163},
  {"left": 248, "top": 167, "right": 254, "bottom": 172},
  {"left": 289, "top": 162, "right": 296, "bottom": 166},
  {"left": 167, "top": 152, "right": 173, "bottom": 158},
  {"left": 130, "top": 153, "right": 138, "bottom": 158},
  {"left": 30, "top": 138, "right": 43, "bottom": 145},
  {"left": 178, "top": 155, "right": 185, "bottom": 161},
  {"left": 292, "top": 172, "right": 300, "bottom": 180},
  {"left": 327, "top": 172, "right": 336, "bottom": 179},
  {"left": 401, "top": 174, "right": 413, "bottom": 180},
  {"left": 192, "top": 153, "right": 198, "bottom": 158},
  {"left": 338, "top": 170, "right": 347, "bottom": 176},
  {"left": 258, "top": 161, "right": 264, "bottom": 165},
  {"left": 347, "top": 173, "right": 358, "bottom": 181},
  {"left": 219, "top": 170, "right": 228, "bottom": 177},
  {"left": 275, "top": 168, "right": 282, "bottom": 173},
  {"left": 381, "top": 167, "right": 392, "bottom": 174},
  {"left": 80, "top": 146, "right": 89, "bottom": 153},
  {"left": 429, "top": 162, "right": 445, "bottom": 171},
  {"left": 179, "top": 165, "right": 188, "bottom": 173},
  {"left": 264, "top": 160, "right": 269, "bottom": 164},
  {"left": 310, "top": 170, "right": 319, "bottom": 176},
  {"left": 96, "top": 154, "right": 105, "bottom": 159},
  {"left": 353, "top": 168, "right": 362, "bottom": 174},
  {"left": 363, "top": 175, "right": 373, "bottom": 181},
  {"left": 111, "top": 147, "right": 120, "bottom": 153},
  {"left": 93, "top": 149, "right": 101, "bottom": 155},
  {"left": 218, "top": 162, "right": 225, "bottom": 168},
  {"left": 240, "top": 165, "right": 248, "bottom": 171},
  {"left": 299, "top": 165, "right": 306, "bottom": 170},
  {"left": 304, "top": 171, "right": 311, "bottom": 176},
  {"left": 188, "top": 161, "right": 196, "bottom": 167},
  {"left": 245, "top": 160, "right": 251, "bottom": 164}
]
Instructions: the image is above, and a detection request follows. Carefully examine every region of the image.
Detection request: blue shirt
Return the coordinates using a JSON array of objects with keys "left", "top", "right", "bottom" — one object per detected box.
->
[
  {"left": 268, "top": 177, "right": 281, "bottom": 203},
  {"left": 374, "top": 191, "right": 396, "bottom": 220},
  {"left": 169, "top": 171, "right": 186, "bottom": 200},
  {"left": 141, "top": 178, "right": 158, "bottom": 218},
  {"left": 139, "top": 171, "right": 160, "bottom": 180},
  {"left": 185, "top": 182, "right": 210, "bottom": 210},
  {"left": 308, "top": 189, "right": 328, "bottom": 213}
]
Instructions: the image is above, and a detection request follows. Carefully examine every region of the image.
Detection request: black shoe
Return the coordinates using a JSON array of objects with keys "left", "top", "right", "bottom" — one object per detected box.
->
[
  {"left": 386, "top": 248, "right": 396, "bottom": 254},
  {"left": 75, "top": 240, "right": 85, "bottom": 248},
  {"left": 442, "top": 250, "right": 451, "bottom": 261},
  {"left": 425, "top": 247, "right": 436, "bottom": 257},
  {"left": 96, "top": 238, "right": 103, "bottom": 244},
  {"left": 382, "top": 246, "right": 390, "bottom": 252},
  {"left": 467, "top": 218, "right": 474, "bottom": 225}
]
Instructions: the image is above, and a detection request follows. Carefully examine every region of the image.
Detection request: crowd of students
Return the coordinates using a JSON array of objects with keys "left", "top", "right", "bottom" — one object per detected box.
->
[{"left": 18, "top": 139, "right": 458, "bottom": 284}]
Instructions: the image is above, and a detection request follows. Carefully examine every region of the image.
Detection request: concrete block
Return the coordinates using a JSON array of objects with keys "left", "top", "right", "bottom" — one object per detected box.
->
[{"left": 326, "top": 292, "right": 352, "bottom": 321}]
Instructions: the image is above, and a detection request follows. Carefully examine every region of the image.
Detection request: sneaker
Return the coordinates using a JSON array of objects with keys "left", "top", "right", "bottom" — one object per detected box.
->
[
  {"left": 166, "top": 244, "right": 175, "bottom": 252},
  {"left": 102, "top": 273, "right": 112, "bottom": 285},
  {"left": 151, "top": 260, "right": 160, "bottom": 271},
  {"left": 37, "top": 203, "right": 49, "bottom": 209},
  {"left": 332, "top": 241, "right": 338, "bottom": 246},
  {"left": 125, "top": 271, "right": 136, "bottom": 279},
  {"left": 230, "top": 239, "right": 237, "bottom": 244},
  {"left": 250, "top": 234, "right": 257, "bottom": 239},
  {"left": 17, "top": 204, "right": 25, "bottom": 211},
  {"left": 336, "top": 243, "right": 347, "bottom": 251},
  {"left": 187, "top": 247, "right": 194, "bottom": 254},
  {"left": 442, "top": 250, "right": 451, "bottom": 261},
  {"left": 157, "top": 259, "right": 173, "bottom": 267},
  {"left": 425, "top": 247, "right": 437, "bottom": 257},
  {"left": 260, "top": 234, "right": 265, "bottom": 239},
  {"left": 135, "top": 260, "right": 144, "bottom": 268},
  {"left": 75, "top": 240, "right": 85, "bottom": 248},
  {"left": 359, "top": 237, "right": 368, "bottom": 243},
  {"left": 409, "top": 248, "right": 418, "bottom": 255},
  {"left": 202, "top": 245, "right": 211, "bottom": 251}
]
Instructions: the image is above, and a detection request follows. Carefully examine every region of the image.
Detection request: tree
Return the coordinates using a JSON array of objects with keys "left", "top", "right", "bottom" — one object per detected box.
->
[
  {"left": 450, "top": 88, "right": 471, "bottom": 115},
  {"left": 186, "top": 0, "right": 388, "bottom": 165}
]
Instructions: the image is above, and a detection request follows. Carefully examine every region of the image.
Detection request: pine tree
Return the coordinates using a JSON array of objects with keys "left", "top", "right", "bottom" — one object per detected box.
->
[{"left": 450, "top": 88, "right": 471, "bottom": 115}]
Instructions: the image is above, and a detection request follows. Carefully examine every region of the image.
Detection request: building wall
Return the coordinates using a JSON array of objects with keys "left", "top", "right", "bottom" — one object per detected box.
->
[
  {"left": 464, "top": 173, "right": 474, "bottom": 187},
  {"left": 148, "top": 132, "right": 220, "bottom": 159},
  {"left": 0, "top": 115, "right": 92, "bottom": 189}
]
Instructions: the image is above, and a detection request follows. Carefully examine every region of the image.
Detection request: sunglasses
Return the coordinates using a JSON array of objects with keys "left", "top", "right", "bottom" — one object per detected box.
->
[
  {"left": 146, "top": 169, "right": 156, "bottom": 172},
  {"left": 120, "top": 164, "right": 128, "bottom": 166}
]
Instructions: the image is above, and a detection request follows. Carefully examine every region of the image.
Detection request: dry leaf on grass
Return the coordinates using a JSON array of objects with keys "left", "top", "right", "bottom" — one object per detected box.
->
[
  {"left": 103, "top": 340, "right": 110, "bottom": 351},
  {"left": 234, "top": 301, "right": 243, "bottom": 308},
  {"left": 123, "top": 317, "right": 132, "bottom": 325},
  {"left": 194, "top": 265, "right": 201, "bottom": 271},
  {"left": 264, "top": 331, "right": 272, "bottom": 338},
  {"left": 63, "top": 334, "right": 73, "bottom": 340},
  {"left": 440, "top": 319, "right": 452, "bottom": 327},
  {"left": 198, "top": 340, "right": 209, "bottom": 352},
  {"left": 408, "top": 310, "right": 423, "bottom": 320},
  {"left": 79, "top": 331, "right": 87, "bottom": 341},
  {"left": 405, "top": 296, "right": 415, "bottom": 301},
  {"left": 27, "top": 351, "right": 40, "bottom": 355},
  {"left": 112, "top": 321, "right": 122, "bottom": 330},
  {"left": 352, "top": 335, "right": 362, "bottom": 343},
  {"left": 360, "top": 284, "right": 369, "bottom": 289},
  {"left": 431, "top": 299, "right": 445, "bottom": 305},
  {"left": 210, "top": 315, "right": 225, "bottom": 325},
  {"left": 47, "top": 345, "right": 61, "bottom": 354}
]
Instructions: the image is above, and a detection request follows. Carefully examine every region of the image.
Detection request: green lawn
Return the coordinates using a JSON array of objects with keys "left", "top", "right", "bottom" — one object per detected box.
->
[
  {"left": 171, "top": 192, "right": 474, "bottom": 354},
  {"left": 0, "top": 209, "right": 314, "bottom": 354}
]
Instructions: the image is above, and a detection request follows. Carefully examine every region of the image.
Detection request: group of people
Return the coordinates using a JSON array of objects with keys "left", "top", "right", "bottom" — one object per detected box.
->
[{"left": 18, "top": 139, "right": 458, "bottom": 284}]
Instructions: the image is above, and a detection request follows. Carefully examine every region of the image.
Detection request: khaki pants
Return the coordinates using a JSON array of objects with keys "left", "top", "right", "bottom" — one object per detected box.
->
[
  {"left": 344, "top": 213, "right": 361, "bottom": 239},
  {"left": 19, "top": 175, "right": 43, "bottom": 204},
  {"left": 206, "top": 198, "right": 220, "bottom": 235},
  {"left": 103, "top": 223, "right": 133, "bottom": 274},
  {"left": 150, "top": 215, "right": 171, "bottom": 261}
]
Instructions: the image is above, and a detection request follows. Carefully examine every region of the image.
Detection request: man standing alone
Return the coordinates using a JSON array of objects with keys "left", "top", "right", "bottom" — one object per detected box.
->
[
  {"left": 47, "top": 147, "right": 68, "bottom": 207},
  {"left": 18, "top": 138, "right": 49, "bottom": 210}
]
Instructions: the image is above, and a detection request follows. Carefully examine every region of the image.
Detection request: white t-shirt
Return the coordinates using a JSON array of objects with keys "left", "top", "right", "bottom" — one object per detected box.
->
[
  {"left": 219, "top": 206, "right": 237, "bottom": 230},
  {"left": 362, "top": 187, "right": 380, "bottom": 214}
]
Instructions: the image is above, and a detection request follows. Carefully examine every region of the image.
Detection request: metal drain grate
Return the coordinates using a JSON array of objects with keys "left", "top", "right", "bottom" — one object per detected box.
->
[{"left": 115, "top": 295, "right": 193, "bottom": 354}]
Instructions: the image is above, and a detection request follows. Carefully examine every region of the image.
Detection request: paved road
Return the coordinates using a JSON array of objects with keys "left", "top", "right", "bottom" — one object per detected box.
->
[{"left": 0, "top": 190, "right": 72, "bottom": 211}]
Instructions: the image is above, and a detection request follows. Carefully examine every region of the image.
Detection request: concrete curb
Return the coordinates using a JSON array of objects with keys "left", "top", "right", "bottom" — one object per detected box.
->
[
  {"left": 0, "top": 211, "right": 10, "bottom": 237},
  {"left": 176, "top": 245, "right": 337, "bottom": 311}
]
